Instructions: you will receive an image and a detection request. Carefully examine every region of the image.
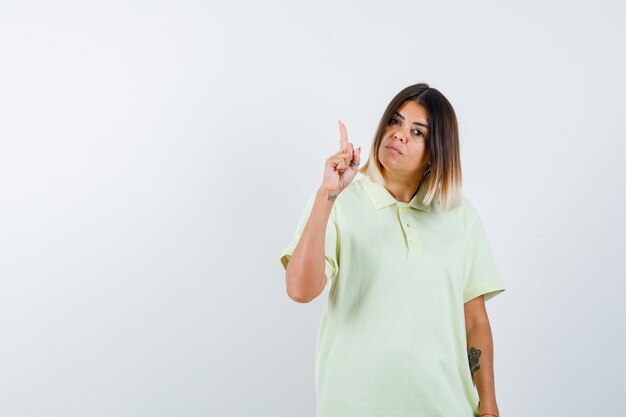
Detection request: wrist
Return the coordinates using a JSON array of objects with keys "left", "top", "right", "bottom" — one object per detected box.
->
[
  {"left": 478, "top": 400, "right": 499, "bottom": 417},
  {"left": 317, "top": 187, "right": 340, "bottom": 202}
]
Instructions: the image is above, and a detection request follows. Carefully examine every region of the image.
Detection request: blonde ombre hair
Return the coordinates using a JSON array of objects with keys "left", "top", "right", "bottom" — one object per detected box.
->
[{"left": 358, "top": 83, "right": 462, "bottom": 212}]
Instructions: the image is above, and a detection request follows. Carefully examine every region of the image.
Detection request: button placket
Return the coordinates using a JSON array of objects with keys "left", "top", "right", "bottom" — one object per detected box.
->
[{"left": 398, "top": 204, "right": 420, "bottom": 256}]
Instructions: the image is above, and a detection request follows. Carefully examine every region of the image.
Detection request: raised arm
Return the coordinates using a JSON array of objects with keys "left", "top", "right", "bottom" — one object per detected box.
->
[
  {"left": 285, "top": 188, "right": 336, "bottom": 302},
  {"left": 285, "top": 121, "right": 361, "bottom": 302}
]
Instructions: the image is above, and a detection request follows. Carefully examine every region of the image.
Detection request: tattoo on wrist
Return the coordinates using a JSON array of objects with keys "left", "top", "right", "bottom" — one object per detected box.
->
[
  {"left": 327, "top": 194, "right": 338, "bottom": 201},
  {"left": 468, "top": 346, "right": 481, "bottom": 382}
]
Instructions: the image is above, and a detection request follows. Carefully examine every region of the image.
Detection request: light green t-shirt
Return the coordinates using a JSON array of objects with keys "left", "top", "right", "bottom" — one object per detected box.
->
[{"left": 280, "top": 174, "right": 506, "bottom": 417}]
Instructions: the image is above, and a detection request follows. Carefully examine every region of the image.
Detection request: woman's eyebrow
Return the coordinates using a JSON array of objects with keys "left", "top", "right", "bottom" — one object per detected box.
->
[{"left": 394, "top": 111, "right": 429, "bottom": 130}]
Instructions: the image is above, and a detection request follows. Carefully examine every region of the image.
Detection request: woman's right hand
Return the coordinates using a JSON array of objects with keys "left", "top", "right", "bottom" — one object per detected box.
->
[{"left": 321, "top": 120, "right": 362, "bottom": 195}]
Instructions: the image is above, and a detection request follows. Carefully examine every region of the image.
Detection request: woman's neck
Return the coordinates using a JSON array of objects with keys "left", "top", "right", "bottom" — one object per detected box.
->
[{"left": 381, "top": 170, "right": 423, "bottom": 203}]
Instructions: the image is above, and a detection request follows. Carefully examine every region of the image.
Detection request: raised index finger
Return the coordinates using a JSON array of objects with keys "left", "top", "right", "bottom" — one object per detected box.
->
[{"left": 338, "top": 120, "right": 349, "bottom": 152}]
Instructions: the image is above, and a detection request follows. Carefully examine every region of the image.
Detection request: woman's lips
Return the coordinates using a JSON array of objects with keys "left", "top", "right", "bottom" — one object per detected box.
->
[{"left": 386, "top": 146, "right": 402, "bottom": 155}]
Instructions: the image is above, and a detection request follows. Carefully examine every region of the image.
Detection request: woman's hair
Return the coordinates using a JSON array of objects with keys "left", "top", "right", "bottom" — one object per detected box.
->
[{"left": 358, "top": 83, "right": 462, "bottom": 212}]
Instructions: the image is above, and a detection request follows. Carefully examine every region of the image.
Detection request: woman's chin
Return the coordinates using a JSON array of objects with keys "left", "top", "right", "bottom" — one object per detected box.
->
[{"left": 380, "top": 156, "right": 400, "bottom": 167}]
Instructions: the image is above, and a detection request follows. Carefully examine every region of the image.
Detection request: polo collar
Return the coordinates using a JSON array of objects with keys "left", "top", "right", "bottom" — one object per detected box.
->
[{"left": 360, "top": 174, "right": 432, "bottom": 212}]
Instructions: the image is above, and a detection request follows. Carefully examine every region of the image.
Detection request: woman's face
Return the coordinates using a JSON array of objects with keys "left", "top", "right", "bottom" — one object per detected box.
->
[{"left": 378, "top": 100, "right": 430, "bottom": 178}]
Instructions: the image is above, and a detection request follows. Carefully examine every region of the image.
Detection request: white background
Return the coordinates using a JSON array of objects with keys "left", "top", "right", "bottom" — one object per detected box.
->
[{"left": 1, "top": 0, "right": 625, "bottom": 416}]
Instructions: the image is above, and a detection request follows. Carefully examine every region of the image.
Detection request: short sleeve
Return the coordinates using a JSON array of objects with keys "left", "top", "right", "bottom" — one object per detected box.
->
[
  {"left": 279, "top": 192, "right": 339, "bottom": 284},
  {"left": 462, "top": 211, "right": 506, "bottom": 303}
]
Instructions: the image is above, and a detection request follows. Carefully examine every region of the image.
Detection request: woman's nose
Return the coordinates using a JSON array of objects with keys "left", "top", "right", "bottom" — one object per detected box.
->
[{"left": 394, "top": 131, "right": 406, "bottom": 142}]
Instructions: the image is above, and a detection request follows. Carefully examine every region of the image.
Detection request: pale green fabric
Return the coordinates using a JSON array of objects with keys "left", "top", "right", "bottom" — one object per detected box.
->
[{"left": 280, "top": 174, "right": 506, "bottom": 417}]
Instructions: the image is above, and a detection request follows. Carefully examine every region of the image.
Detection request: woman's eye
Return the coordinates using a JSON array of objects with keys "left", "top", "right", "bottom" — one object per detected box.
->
[
  {"left": 413, "top": 129, "right": 423, "bottom": 137},
  {"left": 390, "top": 118, "right": 399, "bottom": 125}
]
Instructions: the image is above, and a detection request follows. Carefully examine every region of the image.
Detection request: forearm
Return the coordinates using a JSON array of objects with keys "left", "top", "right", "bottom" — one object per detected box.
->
[
  {"left": 285, "top": 187, "right": 336, "bottom": 302},
  {"left": 466, "top": 320, "right": 500, "bottom": 415}
]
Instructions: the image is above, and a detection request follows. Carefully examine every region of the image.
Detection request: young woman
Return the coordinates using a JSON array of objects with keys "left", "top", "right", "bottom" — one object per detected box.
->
[{"left": 280, "top": 83, "right": 505, "bottom": 417}]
